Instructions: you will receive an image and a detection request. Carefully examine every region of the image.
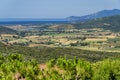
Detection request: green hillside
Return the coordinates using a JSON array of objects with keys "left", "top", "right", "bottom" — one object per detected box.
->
[
  {"left": 0, "top": 42, "right": 120, "bottom": 63},
  {"left": 73, "top": 15, "right": 120, "bottom": 32},
  {"left": 0, "top": 26, "right": 17, "bottom": 34},
  {"left": 48, "top": 24, "right": 74, "bottom": 31}
]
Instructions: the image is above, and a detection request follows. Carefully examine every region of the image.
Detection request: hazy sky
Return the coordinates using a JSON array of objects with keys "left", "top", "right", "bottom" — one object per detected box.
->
[{"left": 0, "top": 0, "right": 120, "bottom": 18}]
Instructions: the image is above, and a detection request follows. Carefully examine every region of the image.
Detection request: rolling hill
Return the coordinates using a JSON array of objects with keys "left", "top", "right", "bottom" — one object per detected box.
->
[
  {"left": 0, "top": 42, "right": 120, "bottom": 63},
  {"left": 73, "top": 15, "right": 120, "bottom": 32},
  {"left": 0, "top": 26, "right": 17, "bottom": 34}
]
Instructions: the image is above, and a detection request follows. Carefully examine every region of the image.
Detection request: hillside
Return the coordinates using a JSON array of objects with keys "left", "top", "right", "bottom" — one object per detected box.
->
[
  {"left": 67, "top": 9, "right": 120, "bottom": 22},
  {"left": 0, "top": 42, "right": 120, "bottom": 63},
  {"left": 0, "top": 26, "right": 17, "bottom": 34},
  {"left": 48, "top": 24, "right": 75, "bottom": 31},
  {"left": 73, "top": 15, "right": 120, "bottom": 32}
]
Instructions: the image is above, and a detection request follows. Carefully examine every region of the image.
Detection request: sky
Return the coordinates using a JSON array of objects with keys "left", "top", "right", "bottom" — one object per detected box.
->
[{"left": 0, "top": 0, "right": 120, "bottom": 18}]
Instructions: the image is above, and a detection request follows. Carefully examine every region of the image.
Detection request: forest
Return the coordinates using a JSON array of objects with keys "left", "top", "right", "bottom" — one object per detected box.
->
[
  {"left": 0, "top": 42, "right": 120, "bottom": 63},
  {"left": 73, "top": 15, "right": 120, "bottom": 32}
]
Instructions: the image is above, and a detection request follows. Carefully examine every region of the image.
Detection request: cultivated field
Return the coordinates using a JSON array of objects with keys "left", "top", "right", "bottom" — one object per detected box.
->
[{"left": 1, "top": 25, "right": 120, "bottom": 52}]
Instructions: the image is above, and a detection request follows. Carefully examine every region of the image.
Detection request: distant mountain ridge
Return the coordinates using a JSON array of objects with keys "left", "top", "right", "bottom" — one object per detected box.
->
[
  {"left": 0, "top": 9, "right": 120, "bottom": 24},
  {"left": 67, "top": 9, "right": 120, "bottom": 22}
]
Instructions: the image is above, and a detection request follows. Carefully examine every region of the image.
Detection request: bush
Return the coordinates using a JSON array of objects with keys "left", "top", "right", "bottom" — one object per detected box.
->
[{"left": 0, "top": 53, "right": 120, "bottom": 80}]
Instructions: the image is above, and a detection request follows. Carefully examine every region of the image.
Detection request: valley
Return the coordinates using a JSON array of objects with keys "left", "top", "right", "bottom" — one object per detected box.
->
[
  {"left": 0, "top": 9, "right": 120, "bottom": 80},
  {"left": 1, "top": 23, "right": 120, "bottom": 52},
  {"left": 0, "top": 0, "right": 120, "bottom": 79}
]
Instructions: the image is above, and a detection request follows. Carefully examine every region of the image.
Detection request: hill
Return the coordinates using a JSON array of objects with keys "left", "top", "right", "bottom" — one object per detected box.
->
[
  {"left": 48, "top": 24, "right": 75, "bottom": 31},
  {"left": 0, "top": 42, "right": 120, "bottom": 63},
  {"left": 0, "top": 26, "right": 17, "bottom": 34},
  {"left": 67, "top": 9, "right": 120, "bottom": 22},
  {"left": 73, "top": 15, "right": 120, "bottom": 32}
]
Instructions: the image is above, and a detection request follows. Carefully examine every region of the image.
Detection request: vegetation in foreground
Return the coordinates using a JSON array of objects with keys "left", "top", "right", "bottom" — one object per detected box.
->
[{"left": 0, "top": 53, "right": 120, "bottom": 80}]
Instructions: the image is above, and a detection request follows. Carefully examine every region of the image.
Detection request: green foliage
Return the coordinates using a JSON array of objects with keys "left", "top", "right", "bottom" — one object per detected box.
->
[
  {"left": 0, "top": 54, "right": 120, "bottom": 80},
  {"left": 92, "top": 59, "right": 120, "bottom": 80},
  {"left": 0, "top": 54, "right": 41, "bottom": 80},
  {"left": 47, "top": 59, "right": 56, "bottom": 68},
  {"left": 55, "top": 57, "right": 92, "bottom": 80}
]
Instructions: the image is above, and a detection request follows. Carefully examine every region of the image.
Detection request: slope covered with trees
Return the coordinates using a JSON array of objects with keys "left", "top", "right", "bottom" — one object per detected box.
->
[
  {"left": 73, "top": 15, "right": 120, "bottom": 32},
  {"left": 0, "top": 42, "right": 120, "bottom": 63}
]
